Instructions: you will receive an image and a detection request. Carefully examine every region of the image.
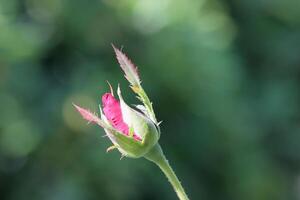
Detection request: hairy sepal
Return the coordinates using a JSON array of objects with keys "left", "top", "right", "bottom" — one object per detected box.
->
[{"left": 112, "top": 45, "right": 141, "bottom": 87}]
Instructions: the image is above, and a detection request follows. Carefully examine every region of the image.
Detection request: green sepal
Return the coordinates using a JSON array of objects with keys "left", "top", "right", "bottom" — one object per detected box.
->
[{"left": 106, "top": 123, "right": 159, "bottom": 158}]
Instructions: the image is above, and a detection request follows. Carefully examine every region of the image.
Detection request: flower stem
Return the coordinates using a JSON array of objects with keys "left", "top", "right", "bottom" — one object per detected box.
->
[{"left": 144, "top": 145, "right": 190, "bottom": 200}]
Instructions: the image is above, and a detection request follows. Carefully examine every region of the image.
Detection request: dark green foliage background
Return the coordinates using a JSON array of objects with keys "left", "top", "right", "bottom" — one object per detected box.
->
[{"left": 1, "top": 0, "right": 300, "bottom": 199}]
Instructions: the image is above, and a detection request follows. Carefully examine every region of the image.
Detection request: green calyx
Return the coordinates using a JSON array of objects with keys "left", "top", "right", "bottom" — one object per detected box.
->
[{"left": 105, "top": 118, "right": 159, "bottom": 158}]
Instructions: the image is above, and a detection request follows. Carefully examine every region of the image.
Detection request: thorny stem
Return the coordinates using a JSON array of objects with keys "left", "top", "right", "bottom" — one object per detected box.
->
[{"left": 144, "top": 145, "right": 190, "bottom": 200}]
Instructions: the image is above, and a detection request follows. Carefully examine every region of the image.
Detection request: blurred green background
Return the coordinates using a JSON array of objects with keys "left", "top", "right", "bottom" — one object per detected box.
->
[{"left": 1, "top": 0, "right": 300, "bottom": 199}]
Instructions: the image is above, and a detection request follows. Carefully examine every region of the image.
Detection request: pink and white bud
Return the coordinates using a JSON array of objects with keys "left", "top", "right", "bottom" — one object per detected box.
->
[
  {"left": 74, "top": 46, "right": 160, "bottom": 158},
  {"left": 74, "top": 86, "right": 159, "bottom": 158}
]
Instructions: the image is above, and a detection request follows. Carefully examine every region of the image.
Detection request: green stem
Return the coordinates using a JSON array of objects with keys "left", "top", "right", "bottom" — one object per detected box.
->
[{"left": 144, "top": 145, "right": 190, "bottom": 200}]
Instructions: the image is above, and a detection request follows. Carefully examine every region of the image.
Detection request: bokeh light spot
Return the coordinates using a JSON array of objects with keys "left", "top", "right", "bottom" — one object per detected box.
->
[
  {"left": 0, "top": 120, "right": 41, "bottom": 157},
  {"left": 132, "top": 0, "right": 171, "bottom": 34}
]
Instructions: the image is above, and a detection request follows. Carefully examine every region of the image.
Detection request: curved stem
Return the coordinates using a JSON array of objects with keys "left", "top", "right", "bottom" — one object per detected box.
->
[{"left": 144, "top": 145, "right": 189, "bottom": 200}]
